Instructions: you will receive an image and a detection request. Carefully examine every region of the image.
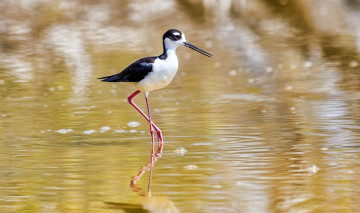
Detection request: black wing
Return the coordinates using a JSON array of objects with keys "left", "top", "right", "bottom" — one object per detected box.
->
[{"left": 99, "top": 56, "right": 156, "bottom": 82}]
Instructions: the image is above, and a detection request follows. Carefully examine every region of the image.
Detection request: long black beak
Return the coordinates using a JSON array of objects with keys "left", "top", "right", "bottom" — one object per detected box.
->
[{"left": 183, "top": 42, "right": 212, "bottom": 58}]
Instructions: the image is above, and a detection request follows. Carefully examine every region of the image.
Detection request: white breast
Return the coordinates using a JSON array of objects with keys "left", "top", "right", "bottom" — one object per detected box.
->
[{"left": 136, "top": 51, "right": 178, "bottom": 92}]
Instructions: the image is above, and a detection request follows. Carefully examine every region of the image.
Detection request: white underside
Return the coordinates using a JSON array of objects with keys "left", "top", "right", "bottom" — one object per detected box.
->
[{"left": 136, "top": 50, "right": 178, "bottom": 93}]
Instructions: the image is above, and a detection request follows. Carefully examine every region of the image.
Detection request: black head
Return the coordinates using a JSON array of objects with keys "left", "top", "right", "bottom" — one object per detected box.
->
[{"left": 163, "top": 29, "right": 183, "bottom": 41}]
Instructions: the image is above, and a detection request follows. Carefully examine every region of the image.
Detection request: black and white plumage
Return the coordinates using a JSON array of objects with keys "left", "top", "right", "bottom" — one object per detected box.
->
[
  {"left": 99, "top": 29, "right": 212, "bottom": 161},
  {"left": 99, "top": 29, "right": 212, "bottom": 94}
]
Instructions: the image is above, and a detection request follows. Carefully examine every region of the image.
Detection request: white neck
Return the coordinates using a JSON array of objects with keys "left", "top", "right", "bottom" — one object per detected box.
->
[
  {"left": 163, "top": 38, "right": 179, "bottom": 54},
  {"left": 166, "top": 47, "right": 177, "bottom": 56}
]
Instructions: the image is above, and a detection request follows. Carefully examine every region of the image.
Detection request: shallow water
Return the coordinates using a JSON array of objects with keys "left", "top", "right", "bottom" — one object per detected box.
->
[{"left": 1, "top": 0, "right": 360, "bottom": 212}]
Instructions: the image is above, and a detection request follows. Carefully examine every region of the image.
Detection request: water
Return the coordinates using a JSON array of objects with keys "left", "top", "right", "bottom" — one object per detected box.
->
[{"left": 1, "top": 0, "right": 360, "bottom": 212}]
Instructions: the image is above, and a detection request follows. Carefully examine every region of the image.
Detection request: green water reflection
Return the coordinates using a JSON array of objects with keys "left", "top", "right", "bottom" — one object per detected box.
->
[{"left": 1, "top": 0, "right": 360, "bottom": 212}]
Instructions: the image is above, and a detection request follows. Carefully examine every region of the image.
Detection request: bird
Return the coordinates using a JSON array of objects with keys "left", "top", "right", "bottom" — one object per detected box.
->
[{"left": 99, "top": 29, "right": 212, "bottom": 162}]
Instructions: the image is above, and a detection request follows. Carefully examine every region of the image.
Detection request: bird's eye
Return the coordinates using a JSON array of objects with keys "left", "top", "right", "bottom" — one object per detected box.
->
[{"left": 174, "top": 35, "right": 181, "bottom": 40}]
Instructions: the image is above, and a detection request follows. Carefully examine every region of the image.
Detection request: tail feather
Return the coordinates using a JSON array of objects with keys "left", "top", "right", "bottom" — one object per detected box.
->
[{"left": 98, "top": 74, "right": 126, "bottom": 82}]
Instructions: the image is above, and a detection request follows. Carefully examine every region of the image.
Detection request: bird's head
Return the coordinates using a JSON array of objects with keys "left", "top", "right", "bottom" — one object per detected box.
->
[{"left": 163, "top": 29, "right": 212, "bottom": 57}]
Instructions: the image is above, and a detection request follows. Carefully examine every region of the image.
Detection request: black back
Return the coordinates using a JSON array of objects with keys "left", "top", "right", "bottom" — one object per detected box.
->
[{"left": 99, "top": 57, "right": 156, "bottom": 82}]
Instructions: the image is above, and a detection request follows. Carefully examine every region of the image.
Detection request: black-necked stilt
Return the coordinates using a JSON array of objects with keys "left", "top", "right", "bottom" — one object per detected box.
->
[{"left": 99, "top": 29, "right": 212, "bottom": 161}]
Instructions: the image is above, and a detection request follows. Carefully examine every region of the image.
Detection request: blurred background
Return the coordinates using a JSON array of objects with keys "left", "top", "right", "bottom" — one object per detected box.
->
[{"left": 1, "top": 0, "right": 360, "bottom": 212}]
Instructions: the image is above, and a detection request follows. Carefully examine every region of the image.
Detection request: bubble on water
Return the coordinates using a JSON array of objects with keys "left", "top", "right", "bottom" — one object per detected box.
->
[
  {"left": 83, "top": 130, "right": 96, "bottom": 135},
  {"left": 114, "top": 129, "right": 127, "bottom": 133},
  {"left": 100, "top": 126, "right": 111, "bottom": 132},
  {"left": 184, "top": 164, "right": 198, "bottom": 170},
  {"left": 306, "top": 165, "right": 319, "bottom": 174},
  {"left": 320, "top": 147, "right": 329, "bottom": 151},
  {"left": 128, "top": 129, "right": 137, "bottom": 133},
  {"left": 127, "top": 121, "right": 140, "bottom": 128},
  {"left": 56, "top": 129, "right": 72, "bottom": 134},
  {"left": 174, "top": 147, "right": 187, "bottom": 155},
  {"left": 56, "top": 129, "right": 69, "bottom": 134}
]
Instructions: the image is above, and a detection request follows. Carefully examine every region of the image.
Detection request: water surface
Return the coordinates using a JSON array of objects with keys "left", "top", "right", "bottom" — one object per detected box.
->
[{"left": 1, "top": 0, "right": 360, "bottom": 212}]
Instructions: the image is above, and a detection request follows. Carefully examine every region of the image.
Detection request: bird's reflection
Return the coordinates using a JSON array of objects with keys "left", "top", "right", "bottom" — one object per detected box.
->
[
  {"left": 130, "top": 153, "right": 161, "bottom": 197},
  {"left": 106, "top": 149, "right": 179, "bottom": 213}
]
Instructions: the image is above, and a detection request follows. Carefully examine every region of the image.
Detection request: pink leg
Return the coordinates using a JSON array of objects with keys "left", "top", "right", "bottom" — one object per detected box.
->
[
  {"left": 128, "top": 90, "right": 163, "bottom": 154},
  {"left": 144, "top": 92, "right": 155, "bottom": 162}
]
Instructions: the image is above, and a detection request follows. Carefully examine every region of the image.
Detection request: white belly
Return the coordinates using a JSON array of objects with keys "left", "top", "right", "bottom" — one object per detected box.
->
[{"left": 136, "top": 54, "right": 178, "bottom": 92}]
